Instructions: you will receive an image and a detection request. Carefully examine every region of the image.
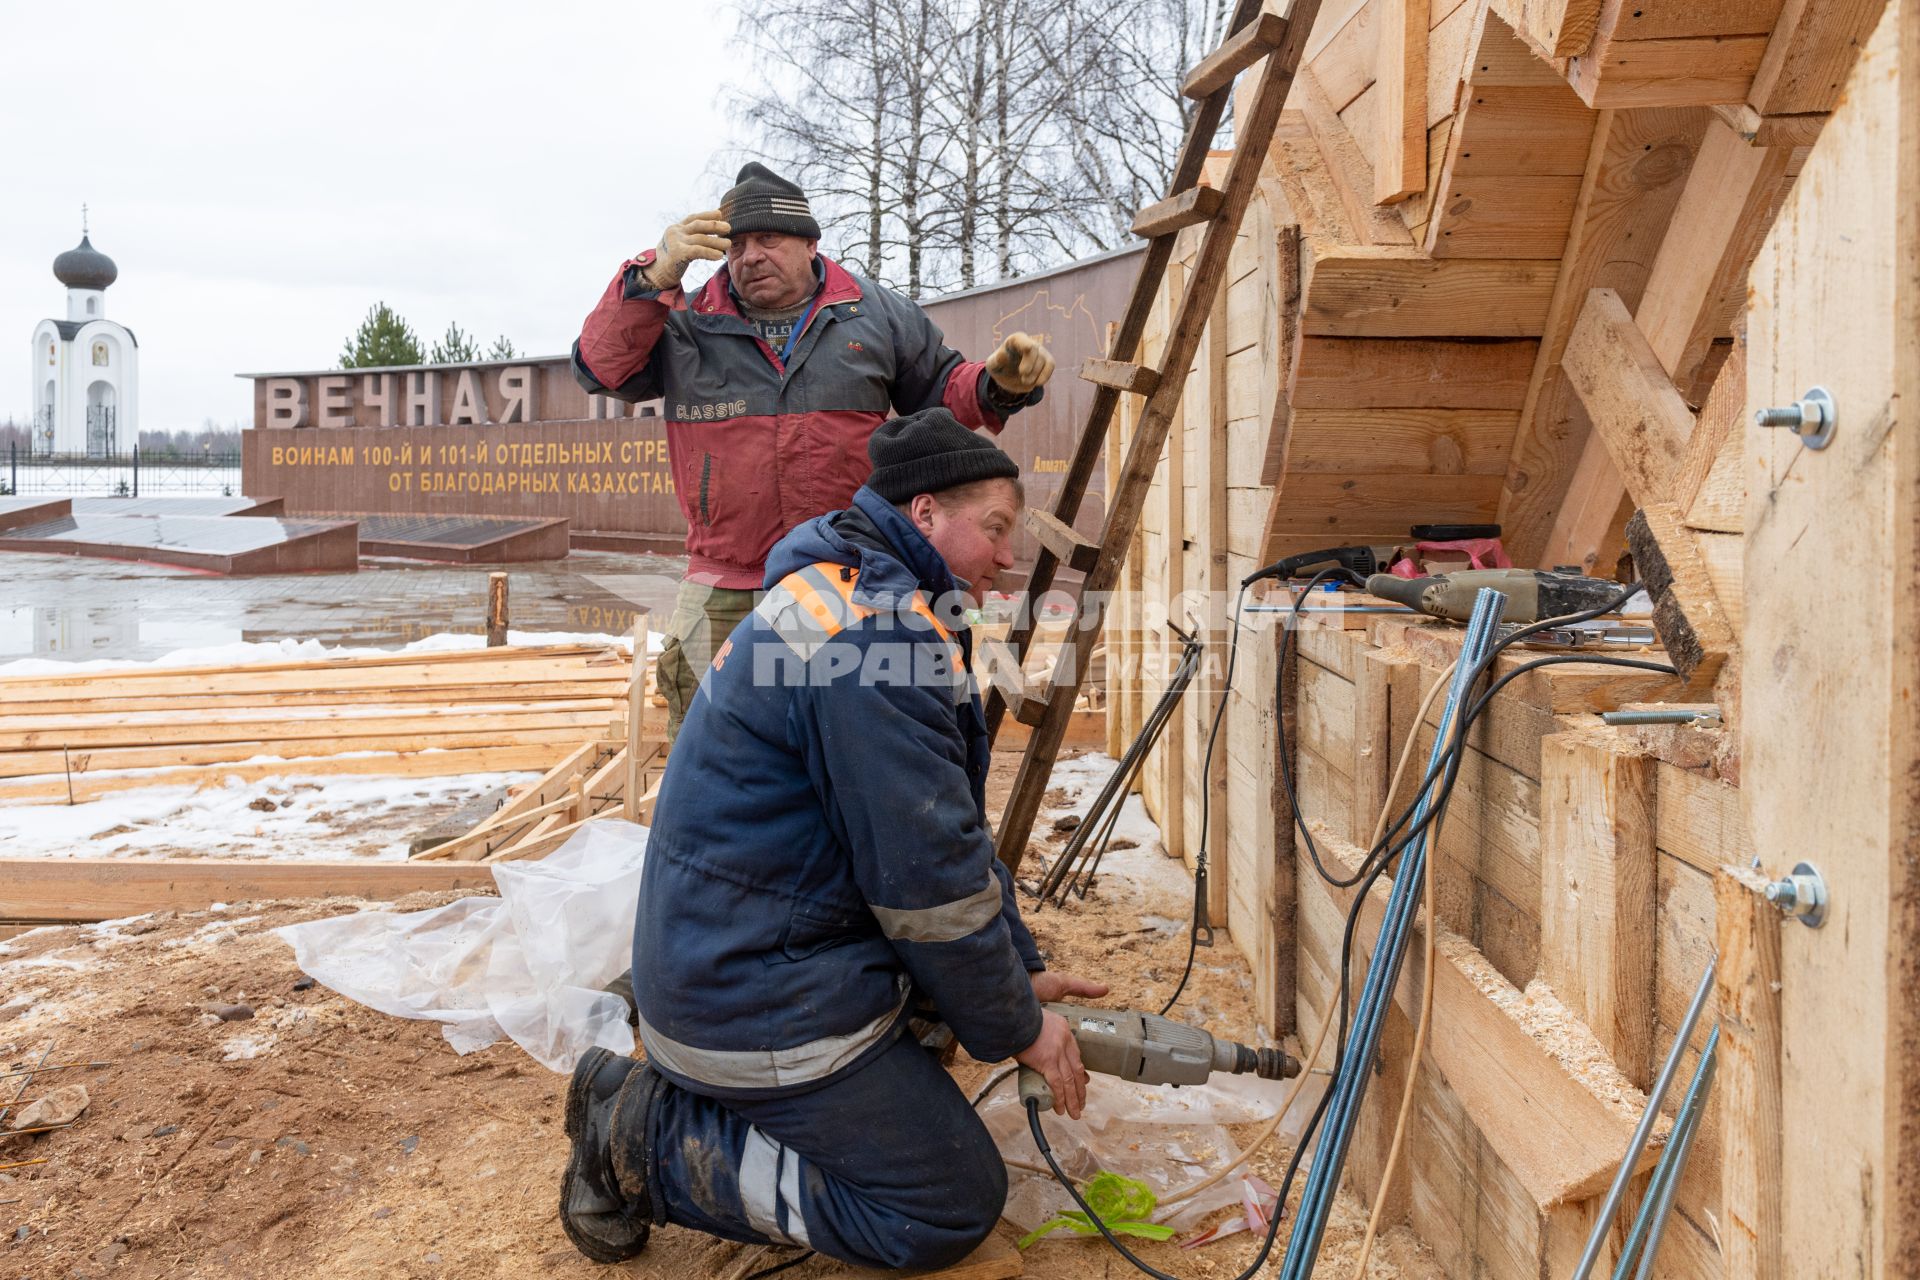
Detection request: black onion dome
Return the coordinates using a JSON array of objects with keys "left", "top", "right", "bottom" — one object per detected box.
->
[{"left": 53, "top": 235, "right": 117, "bottom": 290}]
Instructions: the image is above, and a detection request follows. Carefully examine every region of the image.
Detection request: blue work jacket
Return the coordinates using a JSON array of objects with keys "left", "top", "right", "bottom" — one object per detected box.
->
[{"left": 632, "top": 486, "right": 1046, "bottom": 1100}]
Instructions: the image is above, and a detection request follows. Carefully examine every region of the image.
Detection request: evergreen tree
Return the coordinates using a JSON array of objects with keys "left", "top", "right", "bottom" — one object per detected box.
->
[
  {"left": 429, "top": 322, "right": 482, "bottom": 365},
  {"left": 340, "top": 303, "right": 424, "bottom": 368},
  {"left": 486, "top": 335, "right": 518, "bottom": 360}
]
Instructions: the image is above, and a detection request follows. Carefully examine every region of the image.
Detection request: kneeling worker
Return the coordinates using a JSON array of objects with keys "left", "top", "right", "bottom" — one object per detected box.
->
[{"left": 558, "top": 408, "right": 1107, "bottom": 1270}]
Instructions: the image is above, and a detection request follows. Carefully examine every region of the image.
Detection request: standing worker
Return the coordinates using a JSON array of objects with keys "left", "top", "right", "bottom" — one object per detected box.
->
[
  {"left": 556, "top": 409, "right": 1106, "bottom": 1270},
  {"left": 573, "top": 162, "right": 1057, "bottom": 738}
]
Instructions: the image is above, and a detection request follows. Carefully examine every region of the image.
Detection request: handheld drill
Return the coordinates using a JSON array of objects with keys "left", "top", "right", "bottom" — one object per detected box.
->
[{"left": 1016, "top": 1003, "right": 1301, "bottom": 1110}]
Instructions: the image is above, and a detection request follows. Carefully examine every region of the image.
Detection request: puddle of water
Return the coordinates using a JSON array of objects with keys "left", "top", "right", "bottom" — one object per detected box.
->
[{"left": 0, "top": 551, "right": 687, "bottom": 661}]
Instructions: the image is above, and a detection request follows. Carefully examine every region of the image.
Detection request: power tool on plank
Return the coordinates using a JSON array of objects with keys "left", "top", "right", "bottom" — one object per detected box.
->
[
  {"left": 1016, "top": 1003, "right": 1301, "bottom": 1110},
  {"left": 1364, "top": 567, "right": 1625, "bottom": 624}
]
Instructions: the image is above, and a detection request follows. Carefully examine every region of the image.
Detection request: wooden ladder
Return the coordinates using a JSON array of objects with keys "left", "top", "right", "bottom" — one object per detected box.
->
[{"left": 982, "top": 0, "right": 1319, "bottom": 872}]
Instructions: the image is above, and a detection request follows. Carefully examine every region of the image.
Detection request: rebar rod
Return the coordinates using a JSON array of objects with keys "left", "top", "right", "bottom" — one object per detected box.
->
[
  {"left": 1620, "top": 1026, "right": 1720, "bottom": 1280},
  {"left": 1277, "top": 587, "right": 1506, "bottom": 1276},
  {"left": 1572, "top": 957, "right": 1719, "bottom": 1280}
]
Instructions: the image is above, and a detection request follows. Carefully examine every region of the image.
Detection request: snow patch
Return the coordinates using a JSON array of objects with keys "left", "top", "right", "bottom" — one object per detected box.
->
[{"left": 0, "top": 769, "right": 540, "bottom": 861}]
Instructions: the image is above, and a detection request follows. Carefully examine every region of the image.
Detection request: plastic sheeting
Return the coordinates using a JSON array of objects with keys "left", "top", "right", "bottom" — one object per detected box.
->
[
  {"left": 275, "top": 820, "right": 648, "bottom": 1072},
  {"left": 980, "top": 1067, "right": 1324, "bottom": 1234}
]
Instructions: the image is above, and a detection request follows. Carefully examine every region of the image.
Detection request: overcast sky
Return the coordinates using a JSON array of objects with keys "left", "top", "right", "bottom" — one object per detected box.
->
[{"left": 2, "top": 2, "right": 747, "bottom": 429}]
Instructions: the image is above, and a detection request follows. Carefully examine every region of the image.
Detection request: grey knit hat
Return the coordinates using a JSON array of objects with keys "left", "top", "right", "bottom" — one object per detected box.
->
[
  {"left": 721, "top": 162, "right": 822, "bottom": 239},
  {"left": 866, "top": 408, "right": 1021, "bottom": 503}
]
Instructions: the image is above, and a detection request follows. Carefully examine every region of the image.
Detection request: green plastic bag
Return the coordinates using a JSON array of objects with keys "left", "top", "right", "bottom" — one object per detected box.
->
[{"left": 1016, "top": 1171, "right": 1177, "bottom": 1249}]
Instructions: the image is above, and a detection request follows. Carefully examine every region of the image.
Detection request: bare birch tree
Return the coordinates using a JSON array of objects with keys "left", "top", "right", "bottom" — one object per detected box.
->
[{"left": 727, "top": 0, "right": 1233, "bottom": 297}]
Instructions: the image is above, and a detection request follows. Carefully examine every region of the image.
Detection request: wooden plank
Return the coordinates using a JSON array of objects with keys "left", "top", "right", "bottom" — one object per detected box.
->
[
  {"left": 1131, "top": 184, "right": 1226, "bottom": 238},
  {"left": 0, "top": 728, "right": 599, "bottom": 781},
  {"left": 1539, "top": 733, "right": 1657, "bottom": 1090},
  {"left": 1375, "top": 0, "right": 1430, "bottom": 202},
  {"left": 1286, "top": 407, "right": 1518, "bottom": 473},
  {"left": 1493, "top": 0, "right": 1607, "bottom": 56},
  {"left": 0, "top": 745, "right": 566, "bottom": 806},
  {"left": 1299, "top": 70, "right": 1418, "bottom": 245},
  {"left": 1430, "top": 175, "right": 1584, "bottom": 258},
  {"left": 1301, "top": 245, "right": 1557, "bottom": 336},
  {"left": 0, "top": 707, "right": 615, "bottom": 754},
  {"left": 1677, "top": 339, "right": 1745, "bottom": 521},
  {"left": 1024, "top": 509, "right": 1100, "bottom": 574},
  {"left": 1079, "top": 358, "right": 1161, "bottom": 396},
  {"left": 0, "top": 642, "right": 613, "bottom": 692},
  {"left": 1653, "top": 762, "right": 1747, "bottom": 872},
  {"left": 1711, "top": 101, "right": 1829, "bottom": 146},
  {"left": 1561, "top": 287, "right": 1695, "bottom": 509},
  {"left": 1308, "top": 0, "right": 1383, "bottom": 110},
  {"left": 1290, "top": 336, "right": 1538, "bottom": 407},
  {"left": 1596, "top": 0, "right": 1786, "bottom": 40},
  {"left": 1308, "top": 835, "right": 1655, "bottom": 1208},
  {"left": 1448, "top": 86, "right": 1599, "bottom": 177},
  {"left": 1496, "top": 107, "right": 1707, "bottom": 566},
  {"left": 419, "top": 739, "right": 604, "bottom": 860},
  {"left": 1715, "top": 865, "right": 1784, "bottom": 1280},
  {"left": 1637, "top": 117, "right": 1795, "bottom": 388},
  {"left": 1744, "top": 4, "right": 1914, "bottom": 1266},
  {"left": 0, "top": 657, "right": 628, "bottom": 703},
  {"left": 1627, "top": 503, "right": 1737, "bottom": 682},
  {"left": 1263, "top": 472, "right": 1504, "bottom": 535},
  {"left": 1570, "top": 34, "right": 1770, "bottom": 107},
  {"left": 4, "top": 682, "right": 627, "bottom": 717},
  {"left": 1184, "top": 9, "right": 1292, "bottom": 97},
  {"left": 0, "top": 858, "right": 501, "bottom": 922},
  {"left": 1745, "top": 0, "right": 1889, "bottom": 113}
]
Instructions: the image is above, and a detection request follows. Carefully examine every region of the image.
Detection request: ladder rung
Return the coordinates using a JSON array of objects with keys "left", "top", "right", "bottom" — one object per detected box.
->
[
  {"left": 1182, "top": 11, "right": 1289, "bottom": 99},
  {"left": 1080, "top": 359, "right": 1161, "bottom": 397},
  {"left": 1025, "top": 509, "right": 1101, "bottom": 574},
  {"left": 976, "top": 639, "right": 1047, "bottom": 726},
  {"left": 1132, "top": 185, "right": 1226, "bottom": 239}
]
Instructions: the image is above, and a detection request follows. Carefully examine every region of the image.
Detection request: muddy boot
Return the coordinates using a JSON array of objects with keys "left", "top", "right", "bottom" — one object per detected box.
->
[{"left": 560, "top": 1047, "right": 654, "bottom": 1263}]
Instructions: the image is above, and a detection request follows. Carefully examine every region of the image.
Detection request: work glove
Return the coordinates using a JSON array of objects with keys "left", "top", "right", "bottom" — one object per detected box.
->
[
  {"left": 985, "top": 332, "right": 1055, "bottom": 396},
  {"left": 641, "top": 210, "right": 731, "bottom": 291}
]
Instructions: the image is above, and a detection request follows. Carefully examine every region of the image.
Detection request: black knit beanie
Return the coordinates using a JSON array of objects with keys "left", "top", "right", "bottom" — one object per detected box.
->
[
  {"left": 721, "top": 162, "right": 822, "bottom": 239},
  {"left": 866, "top": 408, "right": 1021, "bottom": 503}
]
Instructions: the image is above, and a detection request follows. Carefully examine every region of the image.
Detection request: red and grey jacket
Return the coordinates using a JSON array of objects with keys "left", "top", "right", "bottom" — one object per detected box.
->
[{"left": 573, "top": 254, "right": 1040, "bottom": 589}]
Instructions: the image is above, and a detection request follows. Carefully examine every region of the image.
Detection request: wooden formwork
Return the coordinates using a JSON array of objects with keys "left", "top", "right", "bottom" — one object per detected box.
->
[{"left": 1103, "top": 0, "right": 1917, "bottom": 1270}]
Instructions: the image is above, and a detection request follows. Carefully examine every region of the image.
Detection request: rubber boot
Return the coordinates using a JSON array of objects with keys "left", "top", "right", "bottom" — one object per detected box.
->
[{"left": 560, "top": 1047, "right": 656, "bottom": 1263}]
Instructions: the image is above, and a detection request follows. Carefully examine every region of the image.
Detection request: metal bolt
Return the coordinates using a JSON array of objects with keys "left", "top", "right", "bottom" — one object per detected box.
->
[
  {"left": 1763, "top": 861, "right": 1829, "bottom": 928},
  {"left": 1754, "top": 386, "right": 1836, "bottom": 449}
]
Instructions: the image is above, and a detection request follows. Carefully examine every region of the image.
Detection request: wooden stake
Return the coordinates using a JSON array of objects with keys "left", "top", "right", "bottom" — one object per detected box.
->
[
  {"left": 486, "top": 573, "right": 509, "bottom": 647},
  {"left": 625, "top": 616, "right": 649, "bottom": 823},
  {"left": 1716, "top": 865, "right": 1783, "bottom": 1280}
]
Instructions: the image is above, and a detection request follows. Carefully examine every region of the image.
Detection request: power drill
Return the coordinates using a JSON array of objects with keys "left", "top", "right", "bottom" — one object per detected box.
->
[
  {"left": 1364, "top": 567, "right": 1624, "bottom": 624},
  {"left": 1016, "top": 1003, "right": 1301, "bottom": 1110}
]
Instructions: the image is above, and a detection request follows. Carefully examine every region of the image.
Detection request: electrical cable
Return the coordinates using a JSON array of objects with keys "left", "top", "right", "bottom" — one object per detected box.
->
[
  {"left": 1039, "top": 634, "right": 1203, "bottom": 905},
  {"left": 1158, "top": 582, "right": 1251, "bottom": 1017},
  {"left": 1023, "top": 575, "right": 1674, "bottom": 1279},
  {"left": 740, "top": 1248, "right": 815, "bottom": 1280}
]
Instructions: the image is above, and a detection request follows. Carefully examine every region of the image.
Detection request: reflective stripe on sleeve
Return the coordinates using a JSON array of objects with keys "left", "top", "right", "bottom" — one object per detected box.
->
[
  {"left": 867, "top": 881, "right": 1002, "bottom": 944},
  {"left": 635, "top": 981, "right": 910, "bottom": 1091}
]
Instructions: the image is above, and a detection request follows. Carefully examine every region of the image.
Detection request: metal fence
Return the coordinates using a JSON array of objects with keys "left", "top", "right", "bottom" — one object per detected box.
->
[{"left": 3, "top": 444, "right": 243, "bottom": 497}]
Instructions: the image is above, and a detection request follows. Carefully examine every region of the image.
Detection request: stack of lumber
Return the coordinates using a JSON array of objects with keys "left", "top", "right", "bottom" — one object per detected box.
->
[
  {"left": 0, "top": 644, "right": 636, "bottom": 805},
  {"left": 413, "top": 737, "right": 666, "bottom": 863}
]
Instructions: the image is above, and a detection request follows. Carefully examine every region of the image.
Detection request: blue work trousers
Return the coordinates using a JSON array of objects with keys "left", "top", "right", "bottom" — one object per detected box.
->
[{"left": 646, "top": 1031, "right": 1007, "bottom": 1270}]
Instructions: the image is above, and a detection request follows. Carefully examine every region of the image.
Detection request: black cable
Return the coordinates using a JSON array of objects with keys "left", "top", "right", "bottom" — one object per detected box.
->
[
  {"left": 1041, "top": 636, "right": 1203, "bottom": 905},
  {"left": 1158, "top": 582, "right": 1252, "bottom": 1017},
  {"left": 742, "top": 1248, "right": 815, "bottom": 1279},
  {"left": 1025, "top": 577, "right": 1672, "bottom": 1280},
  {"left": 1027, "top": 1098, "right": 1294, "bottom": 1280}
]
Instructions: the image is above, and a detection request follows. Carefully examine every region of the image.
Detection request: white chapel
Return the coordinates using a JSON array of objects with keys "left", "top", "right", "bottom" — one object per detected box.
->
[{"left": 29, "top": 218, "right": 138, "bottom": 456}]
